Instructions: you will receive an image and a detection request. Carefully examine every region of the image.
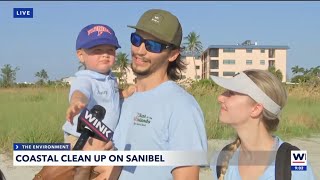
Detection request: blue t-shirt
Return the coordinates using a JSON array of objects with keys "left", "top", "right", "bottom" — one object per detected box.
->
[
  {"left": 62, "top": 70, "right": 120, "bottom": 137},
  {"left": 113, "top": 80, "right": 208, "bottom": 180},
  {"left": 210, "top": 136, "right": 316, "bottom": 180}
]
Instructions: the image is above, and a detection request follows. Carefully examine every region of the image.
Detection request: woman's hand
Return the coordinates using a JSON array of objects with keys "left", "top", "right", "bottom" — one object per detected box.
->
[
  {"left": 83, "top": 137, "right": 114, "bottom": 151},
  {"left": 91, "top": 166, "right": 122, "bottom": 180},
  {"left": 33, "top": 166, "right": 75, "bottom": 180}
]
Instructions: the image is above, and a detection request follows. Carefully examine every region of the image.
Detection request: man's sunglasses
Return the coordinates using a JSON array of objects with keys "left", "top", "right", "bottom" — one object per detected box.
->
[{"left": 130, "top": 33, "right": 174, "bottom": 53}]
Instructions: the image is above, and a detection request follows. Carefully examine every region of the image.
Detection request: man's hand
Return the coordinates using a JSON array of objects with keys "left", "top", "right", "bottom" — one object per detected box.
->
[{"left": 120, "top": 85, "right": 136, "bottom": 98}]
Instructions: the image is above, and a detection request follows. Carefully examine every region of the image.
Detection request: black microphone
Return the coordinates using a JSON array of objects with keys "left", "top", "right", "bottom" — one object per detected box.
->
[{"left": 73, "top": 105, "right": 106, "bottom": 150}]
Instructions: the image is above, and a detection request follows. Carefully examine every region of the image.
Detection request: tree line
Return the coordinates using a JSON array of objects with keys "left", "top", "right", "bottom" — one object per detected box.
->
[
  {"left": 1, "top": 32, "right": 319, "bottom": 88},
  {"left": 291, "top": 65, "right": 320, "bottom": 83},
  {"left": 0, "top": 64, "right": 62, "bottom": 88}
]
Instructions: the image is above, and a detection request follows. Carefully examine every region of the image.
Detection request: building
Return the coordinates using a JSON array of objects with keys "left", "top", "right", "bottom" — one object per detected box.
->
[
  {"left": 112, "top": 65, "right": 136, "bottom": 85},
  {"left": 122, "top": 67, "right": 136, "bottom": 84},
  {"left": 62, "top": 76, "right": 76, "bottom": 85},
  {"left": 201, "top": 40, "right": 289, "bottom": 82},
  {"left": 180, "top": 51, "right": 202, "bottom": 80},
  {"left": 117, "top": 40, "right": 290, "bottom": 83}
]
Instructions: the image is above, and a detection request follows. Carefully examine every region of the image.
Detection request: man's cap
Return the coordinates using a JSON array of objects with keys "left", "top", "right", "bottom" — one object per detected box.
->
[
  {"left": 210, "top": 72, "right": 281, "bottom": 116},
  {"left": 128, "top": 9, "right": 182, "bottom": 47},
  {"left": 76, "top": 24, "right": 121, "bottom": 50}
]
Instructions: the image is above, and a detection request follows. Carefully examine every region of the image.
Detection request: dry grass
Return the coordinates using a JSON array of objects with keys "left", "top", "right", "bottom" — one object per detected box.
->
[
  {"left": 188, "top": 84, "right": 320, "bottom": 140},
  {"left": 0, "top": 85, "right": 319, "bottom": 152}
]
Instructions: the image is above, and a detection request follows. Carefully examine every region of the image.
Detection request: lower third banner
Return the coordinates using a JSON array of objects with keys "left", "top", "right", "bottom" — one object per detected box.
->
[{"left": 13, "top": 150, "right": 208, "bottom": 166}]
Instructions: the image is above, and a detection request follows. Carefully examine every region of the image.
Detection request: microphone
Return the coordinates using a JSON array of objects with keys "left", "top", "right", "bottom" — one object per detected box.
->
[{"left": 73, "top": 105, "right": 106, "bottom": 150}]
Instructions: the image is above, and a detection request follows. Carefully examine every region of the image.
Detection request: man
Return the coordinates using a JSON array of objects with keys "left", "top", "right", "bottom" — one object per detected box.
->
[
  {"left": 110, "top": 9, "right": 208, "bottom": 180},
  {"left": 33, "top": 9, "right": 207, "bottom": 180}
]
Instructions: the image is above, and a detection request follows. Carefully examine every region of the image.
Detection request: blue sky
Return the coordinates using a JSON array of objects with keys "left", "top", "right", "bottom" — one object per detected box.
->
[{"left": 0, "top": 1, "right": 319, "bottom": 82}]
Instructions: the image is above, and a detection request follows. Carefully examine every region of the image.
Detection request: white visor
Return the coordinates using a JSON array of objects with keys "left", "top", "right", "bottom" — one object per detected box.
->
[{"left": 210, "top": 72, "right": 281, "bottom": 116}]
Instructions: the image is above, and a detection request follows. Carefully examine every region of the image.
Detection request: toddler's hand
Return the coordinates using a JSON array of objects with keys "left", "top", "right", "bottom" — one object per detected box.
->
[{"left": 66, "top": 101, "right": 86, "bottom": 125}]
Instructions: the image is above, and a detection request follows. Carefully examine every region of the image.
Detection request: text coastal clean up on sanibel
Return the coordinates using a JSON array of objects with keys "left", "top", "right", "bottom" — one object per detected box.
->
[{"left": 15, "top": 154, "right": 165, "bottom": 163}]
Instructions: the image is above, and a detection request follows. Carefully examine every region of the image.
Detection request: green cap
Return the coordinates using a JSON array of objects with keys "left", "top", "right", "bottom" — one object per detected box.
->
[{"left": 128, "top": 9, "right": 182, "bottom": 47}]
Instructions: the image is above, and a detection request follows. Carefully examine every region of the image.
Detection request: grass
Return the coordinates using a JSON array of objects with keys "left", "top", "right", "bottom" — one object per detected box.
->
[
  {"left": 189, "top": 84, "right": 320, "bottom": 140},
  {"left": 189, "top": 87, "right": 236, "bottom": 139},
  {"left": 1, "top": 85, "right": 320, "bottom": 153},
  {"left": 0, "top": 87, "right": 68, "bottom": 153}
]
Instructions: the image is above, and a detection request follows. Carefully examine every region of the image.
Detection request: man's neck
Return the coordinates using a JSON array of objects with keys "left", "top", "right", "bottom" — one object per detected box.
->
[{"left": 135, "top": 71, "right": 169, "bottom": 92}]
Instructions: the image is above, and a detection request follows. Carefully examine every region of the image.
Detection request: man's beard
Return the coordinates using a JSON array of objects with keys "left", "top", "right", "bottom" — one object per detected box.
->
[
  {"left": 131, "top": 63, "right": 151, "bottom": 76},
  {"left": 131, "top": 53, "right": 152, "bottom": 76}
]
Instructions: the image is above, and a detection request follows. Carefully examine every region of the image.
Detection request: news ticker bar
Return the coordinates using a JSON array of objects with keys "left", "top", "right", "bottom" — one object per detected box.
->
[{"left": 13, "top": 151, "right": 207, "bottom": 166}]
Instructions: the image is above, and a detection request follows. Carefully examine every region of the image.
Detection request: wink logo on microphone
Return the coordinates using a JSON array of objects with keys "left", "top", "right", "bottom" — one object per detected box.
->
[{"left": 79, "top": 109, "right": 114, "bottom": 142}]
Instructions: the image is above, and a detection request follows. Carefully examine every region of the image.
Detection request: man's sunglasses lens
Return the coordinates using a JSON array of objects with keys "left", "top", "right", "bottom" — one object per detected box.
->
[
  {"left": 131, "top": 33, "right": 142, "bottom": 47},
  {"left": 131, "top": 33, "right": 164, "bottom": 53},
  {"left": 145, "top": 41, "right": 162, "bottom": 53}
]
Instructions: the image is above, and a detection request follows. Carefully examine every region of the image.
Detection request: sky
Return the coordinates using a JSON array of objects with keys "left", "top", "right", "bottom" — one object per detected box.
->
[{"left": 0, "top": 1, "right": 319, "bottom": 82}]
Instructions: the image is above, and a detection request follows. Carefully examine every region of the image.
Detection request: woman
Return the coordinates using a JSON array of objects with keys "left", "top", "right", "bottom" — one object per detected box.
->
[{"left": 210, "top": 69, "right": 315, "bottom": 180}]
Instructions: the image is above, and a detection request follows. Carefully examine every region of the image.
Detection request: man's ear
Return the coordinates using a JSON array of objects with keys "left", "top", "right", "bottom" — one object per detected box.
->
[
  {"left": 168, "top": 49, "right": 180, "bottom": 62},
  {"left": 250, "top": 103, "right": 264, "bottom": 118},
  {"left": 77, "top": 49, "right": 85, "bottom": 63}
]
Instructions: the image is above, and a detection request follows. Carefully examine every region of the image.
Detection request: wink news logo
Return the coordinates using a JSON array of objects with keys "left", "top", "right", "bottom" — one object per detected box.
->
[
  {"left": 13, "top": 8, "right": 33, "bottom": 18},
  {"left": 79, "top": 109, "right": 114, "bottom": 142},
  {"left": 291, "top": 150, "right": 307, "bottom": 171}
]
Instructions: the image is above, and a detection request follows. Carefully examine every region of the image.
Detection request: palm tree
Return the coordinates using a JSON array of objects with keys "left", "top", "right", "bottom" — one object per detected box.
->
[
  {"left": 183, "top": 31, "right": 203, "bottom": 81},
  {"left": 291, "top": 65, "right": 305, "bottom": 75},
  {"left": 35, "top": 69, "right": 49, "bottom": 85},
  {"left": 114, "top": 52, "right": 130, "bottom": 87},
  {"left": 309, "top": 66, "right": 320, "bottom": 76},
  {"left": 268, "top": 66, "right": 283, "bottom": 82}
]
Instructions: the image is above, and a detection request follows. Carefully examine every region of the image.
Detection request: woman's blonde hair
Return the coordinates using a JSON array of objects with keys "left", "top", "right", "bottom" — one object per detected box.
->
[
  {"left": 244, "top": 69, "right": 288, "bottom": 131},
  {"left": 218, "top": 69, "right": 288, "bottom": 179}
]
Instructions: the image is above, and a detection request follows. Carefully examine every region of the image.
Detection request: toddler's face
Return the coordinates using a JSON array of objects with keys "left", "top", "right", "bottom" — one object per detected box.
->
[{"left": 79, "top": 44, "right": 116, "bottom": 74}]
